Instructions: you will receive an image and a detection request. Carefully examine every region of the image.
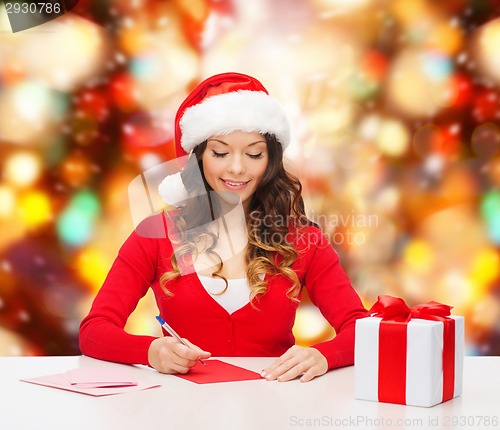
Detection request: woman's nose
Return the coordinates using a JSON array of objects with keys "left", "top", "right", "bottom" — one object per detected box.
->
[{"left": 228, "top": 155, "right": 245, "bottom": 174}]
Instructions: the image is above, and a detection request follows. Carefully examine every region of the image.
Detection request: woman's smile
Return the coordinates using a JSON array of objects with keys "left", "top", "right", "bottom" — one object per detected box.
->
[{"left": 220, "top": 178, "right": 251, "bottom": 190}]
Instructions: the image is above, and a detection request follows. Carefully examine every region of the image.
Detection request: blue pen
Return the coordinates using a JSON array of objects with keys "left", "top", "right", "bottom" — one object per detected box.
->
[{"left": 155, "top": 316, "right": 206, "bottom": 366}]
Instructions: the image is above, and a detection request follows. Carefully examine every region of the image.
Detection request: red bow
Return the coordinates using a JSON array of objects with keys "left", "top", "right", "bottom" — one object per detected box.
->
[{"left": 369, "top": 294, "right": 453, "bottom": 323}]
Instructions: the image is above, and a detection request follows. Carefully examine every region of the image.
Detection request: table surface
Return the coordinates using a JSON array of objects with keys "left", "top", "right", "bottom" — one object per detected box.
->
[{"left": 0, "top": 356, "right": 498, "bottom": 430}]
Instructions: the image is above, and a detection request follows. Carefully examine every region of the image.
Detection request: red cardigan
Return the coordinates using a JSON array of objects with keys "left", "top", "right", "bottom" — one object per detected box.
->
[{"left": 79, "top": 214, "right": 367, "bottom": 370}]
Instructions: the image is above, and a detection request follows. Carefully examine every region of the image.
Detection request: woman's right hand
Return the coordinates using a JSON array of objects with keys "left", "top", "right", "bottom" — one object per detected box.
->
[{"left": 148, "top": 337, "right": 211, "bottom": 374}]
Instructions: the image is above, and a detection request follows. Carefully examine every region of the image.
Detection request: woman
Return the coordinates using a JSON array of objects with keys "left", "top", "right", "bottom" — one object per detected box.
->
[{"left": 79, "top": 72, "right": 367, "bottom": 383}]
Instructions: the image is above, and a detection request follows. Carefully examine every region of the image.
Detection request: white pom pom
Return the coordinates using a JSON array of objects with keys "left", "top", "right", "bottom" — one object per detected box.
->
[{"left": 158, "top": 172, "right": 188, "bottom": 207}]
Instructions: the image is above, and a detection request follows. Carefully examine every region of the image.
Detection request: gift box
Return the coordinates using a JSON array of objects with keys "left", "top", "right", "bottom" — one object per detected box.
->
[{"left": 355, "top": 295, "right": 464, "bottom": 407}]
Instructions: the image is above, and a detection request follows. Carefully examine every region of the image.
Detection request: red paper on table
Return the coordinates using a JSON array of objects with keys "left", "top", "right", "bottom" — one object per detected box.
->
[{"left": 174, "top": 359, "right": 263, "bottom": 384}]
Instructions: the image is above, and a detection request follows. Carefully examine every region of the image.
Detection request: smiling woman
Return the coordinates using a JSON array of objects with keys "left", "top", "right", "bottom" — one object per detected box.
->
[{"left": 79, "top": 72, "right": 367, "bottom": 383}]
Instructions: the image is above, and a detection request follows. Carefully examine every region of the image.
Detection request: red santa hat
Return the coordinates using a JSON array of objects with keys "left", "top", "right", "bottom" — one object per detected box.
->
[
  {"left": 175, "top": 72, "right": 290, "bottom": 158},
  {"left": 159, "top": 72, "right": 291, "bottom": 206}
]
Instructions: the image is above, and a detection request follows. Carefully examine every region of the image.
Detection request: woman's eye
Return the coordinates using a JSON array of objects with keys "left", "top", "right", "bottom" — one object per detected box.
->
[
  {"left": 212, "top": 151, "right": 228, "bottom": 158},
  {"left": 247, "top": 153, "right": 263, "bottom": 159}
]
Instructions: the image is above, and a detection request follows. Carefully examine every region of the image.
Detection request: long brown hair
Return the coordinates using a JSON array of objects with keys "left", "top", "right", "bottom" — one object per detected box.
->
[{"left": 160, "top": 133, "right": 313, "bottom": 303}]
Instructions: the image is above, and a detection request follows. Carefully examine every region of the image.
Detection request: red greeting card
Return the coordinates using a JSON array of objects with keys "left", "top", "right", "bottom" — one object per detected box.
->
[{"left": 174, "top": 360, "right": 263, "bottom": 384}]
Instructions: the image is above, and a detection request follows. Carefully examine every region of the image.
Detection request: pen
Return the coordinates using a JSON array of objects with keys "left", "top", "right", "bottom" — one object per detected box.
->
[{"left": 155, "top": 316, "right": 206, "bottom": 366}]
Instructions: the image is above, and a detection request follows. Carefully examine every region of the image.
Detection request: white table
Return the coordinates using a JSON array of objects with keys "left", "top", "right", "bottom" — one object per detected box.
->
[{"left": 1, "top": 356, "right": 498, "bottom": 430}]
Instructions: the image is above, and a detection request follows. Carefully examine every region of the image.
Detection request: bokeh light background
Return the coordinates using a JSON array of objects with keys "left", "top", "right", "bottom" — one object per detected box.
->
[{"left": 0, "top": 0, "right": 499, "bottom": 357}]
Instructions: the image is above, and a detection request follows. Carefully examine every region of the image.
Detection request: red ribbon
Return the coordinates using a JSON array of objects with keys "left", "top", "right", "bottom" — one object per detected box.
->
[{"left": 368, "top": 295, "right": 456, "bottom": 405}]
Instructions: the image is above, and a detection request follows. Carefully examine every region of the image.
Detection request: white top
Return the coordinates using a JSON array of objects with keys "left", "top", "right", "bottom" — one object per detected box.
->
[{"left": 197, "top": 275, "right": 251, "bottom": 314}]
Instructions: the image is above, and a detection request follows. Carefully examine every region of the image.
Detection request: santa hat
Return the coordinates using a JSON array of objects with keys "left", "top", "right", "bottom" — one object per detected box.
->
[{"left": 159, "top": 72, "right": 291, "bottom": 206}]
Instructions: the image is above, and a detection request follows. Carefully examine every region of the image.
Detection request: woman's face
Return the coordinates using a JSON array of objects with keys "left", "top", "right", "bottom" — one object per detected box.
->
[{"left": 201, "top": 131, "right": 268, "bottom": 210}]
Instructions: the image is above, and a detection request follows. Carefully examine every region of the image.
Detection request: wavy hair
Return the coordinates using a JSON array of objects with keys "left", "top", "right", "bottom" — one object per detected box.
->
[{"left": 160, "top": 133, "right": 313, "bottom": 304}]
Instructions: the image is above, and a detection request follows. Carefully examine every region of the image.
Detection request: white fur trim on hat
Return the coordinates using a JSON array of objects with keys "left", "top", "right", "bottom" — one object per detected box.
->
[
  {"left": 179, "top": 90, "right": 290, "bottom": 153},
  {"left": 158, "top": 172, "right": 188, "bottom": 207}
]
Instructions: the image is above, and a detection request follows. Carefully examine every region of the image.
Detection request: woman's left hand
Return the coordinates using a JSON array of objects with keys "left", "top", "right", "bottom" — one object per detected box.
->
[{"left": 260, "top": 346, "right": 328, "bottom": 383}]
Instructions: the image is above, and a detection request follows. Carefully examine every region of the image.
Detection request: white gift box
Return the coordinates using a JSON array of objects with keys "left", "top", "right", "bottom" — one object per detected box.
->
[{"left": 355, "top": 315, "right": 464, "bottom": 407}]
